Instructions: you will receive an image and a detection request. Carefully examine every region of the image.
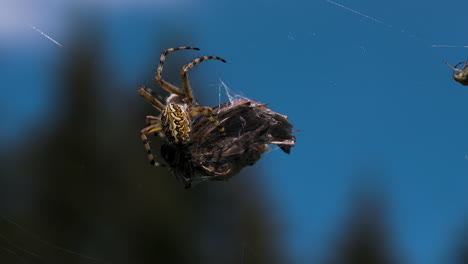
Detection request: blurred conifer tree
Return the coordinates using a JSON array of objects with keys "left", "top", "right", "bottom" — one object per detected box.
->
[{"left": 323, "top": 186, "right": 403, "bottom": 264}]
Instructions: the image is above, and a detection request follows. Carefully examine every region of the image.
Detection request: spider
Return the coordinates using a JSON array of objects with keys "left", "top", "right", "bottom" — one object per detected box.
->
[
  {"left": 138, "top": 46, "right": 227, "bottom": 171},
  {"left": 444, "top": 59, "right": 468, "bottom": 86}
]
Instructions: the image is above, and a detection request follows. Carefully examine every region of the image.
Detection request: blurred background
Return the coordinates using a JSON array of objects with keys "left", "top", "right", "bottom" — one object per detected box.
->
[{"left": 1, "top": 0, "right": 468, "bottom": 263}]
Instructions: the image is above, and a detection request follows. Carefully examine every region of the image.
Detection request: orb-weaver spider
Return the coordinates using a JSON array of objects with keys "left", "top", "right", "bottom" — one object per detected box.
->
[
  {"left": 444, "top": 59, "right": 468, "bottom": 86},
  {"left": 138, "top": 47, "right": 226, "bottom": 167}
]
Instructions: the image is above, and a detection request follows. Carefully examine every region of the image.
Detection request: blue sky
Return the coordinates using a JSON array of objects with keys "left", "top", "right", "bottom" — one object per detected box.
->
[{"left": 2, "top": 0, "right": 468, "bottom": 263}]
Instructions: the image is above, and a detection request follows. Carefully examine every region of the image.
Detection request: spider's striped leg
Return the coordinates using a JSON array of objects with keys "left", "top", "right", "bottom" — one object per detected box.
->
[
  {"left": 189, "top": 106, "right": 226, "bottom": 136},
  {"left": 145, "top": 115, "right": 165, "bottom": 138},
  {"left": 156, "top": 46, "right": 200, "bottom": 96},
  {"left": 141, "top": 123, "right": 166, "bottom": 167},
  {"left": 137, "top": 86, "right": 165, "bottom": 111},
  {"left": 141, "top": 86, "right": 165, "bottom": 102},
  {"left": 181, "top": 55, "right": 226, "bottom": 105},
  {"left": 444, "top": 61, "right": 463, "bottom": 73},
  {"left": 145, "top": 115, "right": 159, "bottom": 126},
  {"left": 463, "top": 58, "right": 468, "bottom": 70}
]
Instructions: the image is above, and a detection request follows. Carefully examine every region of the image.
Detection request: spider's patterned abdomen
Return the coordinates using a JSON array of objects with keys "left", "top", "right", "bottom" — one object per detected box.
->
[{"left": 161, "top": 103, "right": 191, "bottom": 144}]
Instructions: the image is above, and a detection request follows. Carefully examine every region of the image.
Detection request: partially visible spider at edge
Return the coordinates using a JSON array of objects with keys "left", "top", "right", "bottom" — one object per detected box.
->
[{"left": 444, "top": 58, "right": 468, "bottom": 86}]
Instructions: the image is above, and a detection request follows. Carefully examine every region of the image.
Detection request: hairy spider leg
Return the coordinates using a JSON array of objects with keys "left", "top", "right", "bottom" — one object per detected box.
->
[
  {"left": 145, "top": 115, "right": 165, "bottom": 140},
  {"left": 189, "top": 106, "right": 226, "bottom": 136},
  {"left": 156, "top": 46, "right": 200, "bottom": 97},
  {"left": 181, "top": 55, "right": 227, "bottom": 105},
  {"left": 444, "top": 58, "right": 468, "bottom": 72},
  {"left": 181, "top": 56, "right": 227, "bottom": 136},
  {"left": 142, "top": 86, "right": 165, "bottom": 102},
  {"left": 141, "top": 123, "right": 166, "bottom": 167},
  {"left": 462, "top": 59, "right": 468, "bottom": 71},
  {"left": 444, "top": 61, "right": 462, "bottom": 73},
  {"left": 137, "top": 86, "right": 164, "bottom": 111},
  {"left": 145, "top": 115, "right": 159, "bottom": 126}
]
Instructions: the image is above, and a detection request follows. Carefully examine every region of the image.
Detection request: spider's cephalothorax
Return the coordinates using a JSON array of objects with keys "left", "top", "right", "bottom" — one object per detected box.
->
[
  {"left": 444, "top": 59, "right": 468, "bottom": 86},
  {"left": 138, "top": 46, "right": 226, "bottom": 182}
]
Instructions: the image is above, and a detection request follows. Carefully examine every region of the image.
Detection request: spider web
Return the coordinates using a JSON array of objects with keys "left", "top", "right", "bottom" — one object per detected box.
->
[
  {"left": 217, "top": 79, "right": 250, "bottom": 107},
  {"left": 325, "top": 0, "right": 468, "bottom": 48},
  {"left": 0, "top": 216, "right": 108, "bottom": 264}
]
